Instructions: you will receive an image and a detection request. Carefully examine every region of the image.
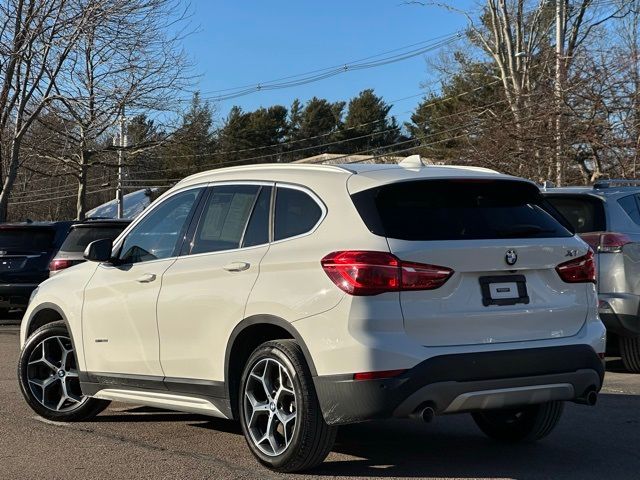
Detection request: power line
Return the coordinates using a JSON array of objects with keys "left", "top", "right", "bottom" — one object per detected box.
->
[
  {"left": 10, "top": 82, "right": 509, "bottom": 200},
  {"left": 183, "top": 33, "right": 462, "bottom": 102}
]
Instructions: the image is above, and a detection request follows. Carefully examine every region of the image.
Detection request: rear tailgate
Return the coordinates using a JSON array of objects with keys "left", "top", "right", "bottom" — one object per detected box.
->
[
  {"left": 0, "top": 227, "right": 57, "bottom": 283},
  {"left": 390, "top": 238, "right": 590, "bottom": 346},
  {"left": 351, "top": 177, "right": 593, "bottom": 347}
]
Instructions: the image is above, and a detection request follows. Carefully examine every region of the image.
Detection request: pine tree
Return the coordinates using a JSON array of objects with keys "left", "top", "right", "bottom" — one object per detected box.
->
[{"left": 341, "top": 89, "right": 401, "bottom": 154}]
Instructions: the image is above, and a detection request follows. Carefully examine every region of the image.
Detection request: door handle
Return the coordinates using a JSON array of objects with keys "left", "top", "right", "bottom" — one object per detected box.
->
[
  {"left": 136, "top": 273, "right": 157, "bottom": 283},
  {"left": 223, "top": 262, "right": 250, "bottom": 272}
]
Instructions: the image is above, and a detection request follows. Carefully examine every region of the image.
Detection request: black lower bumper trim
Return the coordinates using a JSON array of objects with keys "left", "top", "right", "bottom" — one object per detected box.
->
[{"left": 313, "top": 345, "right": 604, "bottom": 425}]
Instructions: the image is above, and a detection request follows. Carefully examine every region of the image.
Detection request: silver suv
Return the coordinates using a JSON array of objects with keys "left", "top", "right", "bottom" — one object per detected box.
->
[{"left": 544, "top": 180, "right": 640, "bottom": 372}]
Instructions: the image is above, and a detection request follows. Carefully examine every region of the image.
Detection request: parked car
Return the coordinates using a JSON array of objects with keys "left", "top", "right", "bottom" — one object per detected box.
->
[
  {"left": 544, "top": 179, "right": 640, "bottom": 372},
  {"left": 0, "top": 221, "right": 73, "bottom": 313},
  {"left": 49, "top": 219, "right": 131, "bottom": 276},
  {"left": 19, "top": 159, "right": 605, "bottom": 472}
]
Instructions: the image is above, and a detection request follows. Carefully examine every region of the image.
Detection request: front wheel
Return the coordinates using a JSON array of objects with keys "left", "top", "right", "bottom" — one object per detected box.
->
[
  {"left": 239, "top": 340, "right": 336, "bottom": 472},
  {"left": 18, "top": 320, "right": 110, "bottom": 421},
  {"left": 472, "top": 401, "right": 564, "bottom": 442}
]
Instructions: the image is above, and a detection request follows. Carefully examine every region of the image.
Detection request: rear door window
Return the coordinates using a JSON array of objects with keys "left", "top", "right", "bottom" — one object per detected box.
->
[
  {"left": 545, "top": 195, "right": 606, "bottom": 233},
  {"left": 242, "top": 186, "right": 272, "bottom": 248},
  {"left": 274, "top": 187, "right": 322, "bottom": 241},
  {"left": 190, "top": 185, "right": 260, "bottom": 254},
  {"left": 352, "top": 179, "right": 573, "bottom": 241}
]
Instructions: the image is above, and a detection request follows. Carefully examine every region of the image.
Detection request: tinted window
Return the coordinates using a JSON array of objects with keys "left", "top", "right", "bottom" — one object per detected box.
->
[
  {"left": 618, "top": 194, "right": 640, "bottom": 226},
  {"left": 274, "top": 187, "right": 322, "bottom": 241},
  {"left": 242, "top": 186, "right": 272, "bottom": 248},
  {"left": 60, "top": 226, "right": 126, "bottom": 253},
  {"left": 352, "top": 180, "right": 572, "bottom": 241},
  {"left": 191, "top": 185, "right": 259, "bottom": 254},
  {"left": 545, "top": 195, "right": 606, "bottom": 233},
  {"left": 0, "top": 228, "right": 54, "bottom": 251},
  {"left": 119, "top": 189, "right": 201, "bottom": 264}
]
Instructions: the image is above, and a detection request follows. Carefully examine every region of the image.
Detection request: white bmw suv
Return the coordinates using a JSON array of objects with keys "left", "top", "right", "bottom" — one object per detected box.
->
[{"left": 19, "top": 158, "right": 606, "bottom": 472}]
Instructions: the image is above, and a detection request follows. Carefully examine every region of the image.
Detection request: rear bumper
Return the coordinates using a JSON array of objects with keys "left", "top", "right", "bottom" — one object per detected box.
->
[
  {"left": 0, "top": 283, "right": 38, "bottom": 309},
  {"left": 313, "top": 345, "right": 604, "bottom": 425},
  {"left": 599, "top": 293, "right": 640, "bottom": 337}
]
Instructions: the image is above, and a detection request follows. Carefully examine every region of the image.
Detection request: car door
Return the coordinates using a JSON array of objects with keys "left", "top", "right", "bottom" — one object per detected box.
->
[
  {"left": 82, "top": 186, "right": 204, "bottom": 377},
  {"left": 157, "top": 183, "right": 272, "bottom": 384}
]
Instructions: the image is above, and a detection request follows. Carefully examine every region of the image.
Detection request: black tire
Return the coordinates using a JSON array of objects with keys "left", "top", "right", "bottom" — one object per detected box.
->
[
  {"left": 18, "top": 320, "right": 110, "bottom": 421},
  {"left": 619, "top": 336, "right": 640, "bottom": 373},
  {"left": 238, "top": 339, "right": 337, "bottom": 472},
  {"left": 472, "top": 401, "right": 564, "bottom": 442}
]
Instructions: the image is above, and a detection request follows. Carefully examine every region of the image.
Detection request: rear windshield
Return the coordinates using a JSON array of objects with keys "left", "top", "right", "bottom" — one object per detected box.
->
[
  {"left": 544, "top": 195, "right": 606, "bottom": 233},
  {"left": 60, "top": 226, "right": 126, "bottom": 253},
  {"left": 351, "top": 179, "right": 573, "bottom": 241},
  {"left": 0, "top": 228, "right": 55, "bottom": 251}
]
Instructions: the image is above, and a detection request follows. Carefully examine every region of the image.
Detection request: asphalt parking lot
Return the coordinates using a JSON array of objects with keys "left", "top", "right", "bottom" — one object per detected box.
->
[{"left": 1, "top": 323, "right": 639, "bottom": 480}]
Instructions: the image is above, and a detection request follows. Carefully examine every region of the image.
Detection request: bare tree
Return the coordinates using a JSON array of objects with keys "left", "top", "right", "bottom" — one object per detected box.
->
[
  {"left": 0, "top": 0, "right": 102, "bottom": 220},
  {"left": 410, "top": 0, "right": 631, "bottom": 184},
  {"left": 31, "top": 0, "right": 191, "bottom": 219}
]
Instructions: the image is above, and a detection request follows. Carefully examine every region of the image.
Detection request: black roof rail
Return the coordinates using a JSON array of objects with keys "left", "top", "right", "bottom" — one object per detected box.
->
[{"left": 593, "top": 179, "right": 640, "bottom": 189}]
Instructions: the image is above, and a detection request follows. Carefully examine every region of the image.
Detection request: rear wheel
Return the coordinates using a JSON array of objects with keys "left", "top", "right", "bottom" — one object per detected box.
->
[
  {"left": 18, "top": 321, "right": 110, "bottom": 421},
  {"left": 239, "top": 339, "right": 336, "bottom": 472},
  {"left": 619, "top": 336, "right": 640, "bottom": 373},
  {"left": 472, "top": 401, "right": 564, "bottom": 442}
]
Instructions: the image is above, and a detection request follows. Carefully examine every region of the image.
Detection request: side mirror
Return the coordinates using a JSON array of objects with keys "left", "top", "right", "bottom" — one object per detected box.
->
[{"left": 84, "top": 238, "right": 113, "bottom": 263}]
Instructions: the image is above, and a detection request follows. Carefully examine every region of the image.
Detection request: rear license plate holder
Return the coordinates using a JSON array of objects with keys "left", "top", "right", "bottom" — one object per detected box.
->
[{"left": 479, "top": 275, "right": 529, "bottom": 307}]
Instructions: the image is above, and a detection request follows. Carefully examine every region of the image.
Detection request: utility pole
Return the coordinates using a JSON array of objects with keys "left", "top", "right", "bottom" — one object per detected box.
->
[
  {"left": 555, "top": 0, "right": 566, "bottom": 186},
  {"left": 116, "top": 108, "right": 127, "bottom": 219}
]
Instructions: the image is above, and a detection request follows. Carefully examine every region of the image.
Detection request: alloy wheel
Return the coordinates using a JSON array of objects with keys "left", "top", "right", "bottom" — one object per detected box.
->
[
  {"left": 243, "top": 358, "right": 297, "bottom": 457},
  {"left": 26, "top": 336, "right": 87, "bottom": 412}
]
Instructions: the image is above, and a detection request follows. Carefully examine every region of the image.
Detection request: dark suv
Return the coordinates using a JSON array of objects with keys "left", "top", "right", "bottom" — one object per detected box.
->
[
  {"left": 49, "top": 219, "right": 130, "bottom": 276},
  {"left": 0, "top": 221, "right": 73, "bottom": 313}
]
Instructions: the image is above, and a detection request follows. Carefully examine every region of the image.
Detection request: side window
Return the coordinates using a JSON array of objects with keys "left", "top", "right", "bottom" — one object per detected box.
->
[
  {"left": 190, "top": 185, "right": 259, "bottom": 254},
  {"left": 119, "top": 188, "right": 202, "bottom": 264},
  {"left": 618, "top": 194, "right": 640, "bottom": 226},
  {"left": 242, "top": 186, "right": 272, "bottom": 248},
  {"left": 274, "top": 187, "right": 322, "bottom": 241}
]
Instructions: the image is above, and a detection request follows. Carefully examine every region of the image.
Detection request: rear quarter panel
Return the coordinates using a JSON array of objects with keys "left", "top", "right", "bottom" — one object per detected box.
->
[{"left": 245, "top": 175, "right": 389, "bottom": 323}]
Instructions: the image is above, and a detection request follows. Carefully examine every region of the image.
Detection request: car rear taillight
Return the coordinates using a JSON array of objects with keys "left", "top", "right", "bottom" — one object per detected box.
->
[
  {"left": 555, "top": 250, "right": 596, "bottom": 283},
  {"left": 49, "top": 259, "right": 73, "bottom": 272},
  {"left": 579, "top": 232, "right": 632, "bottom": 253},
  {"left": 321, "top": 250, "right": 453, "bottom": 296}
]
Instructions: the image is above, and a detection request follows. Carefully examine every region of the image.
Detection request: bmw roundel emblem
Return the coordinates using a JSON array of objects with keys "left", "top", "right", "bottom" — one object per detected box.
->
[{"left": 505, "top": 249, "right": 518, "bottom": 266}]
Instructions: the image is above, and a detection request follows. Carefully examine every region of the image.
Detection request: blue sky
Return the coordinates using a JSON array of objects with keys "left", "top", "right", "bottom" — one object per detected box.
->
[{"left": 179, "top": 0, "right": 476, "bottom": 126}]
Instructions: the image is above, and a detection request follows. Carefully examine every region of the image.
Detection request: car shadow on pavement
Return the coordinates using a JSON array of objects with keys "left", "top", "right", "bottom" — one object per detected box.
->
[
  {"left": 310, "top": 393, "right": 640, "bottom": 479},
  {"left": 89, "top": 393, "right": 640, "bottom": 478},
  {"left": 96, "top": 406, "right": 244, "bottom": 434}
]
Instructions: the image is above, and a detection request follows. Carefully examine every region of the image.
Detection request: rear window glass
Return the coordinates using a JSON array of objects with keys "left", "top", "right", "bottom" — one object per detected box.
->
[
  {"left": 545, "top": 195, "right": 606, "bottom": 233},
  {"left": 351, "top": 180, "right": 572, "bottom": 241},
  {"left": 0, "top": 228, "right": 55, "bottom": 251},
  {"left": 60, "top": 226, "right": 126, "bottom": 253}
]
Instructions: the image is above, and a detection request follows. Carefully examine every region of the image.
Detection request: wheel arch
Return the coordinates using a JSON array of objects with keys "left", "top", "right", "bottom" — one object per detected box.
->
[
  {"left": 225, "top": 315, "right": 317, "bottom": 419},
  {"left": 25, "top": 303, "right": 78, "bottom": 353}
]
